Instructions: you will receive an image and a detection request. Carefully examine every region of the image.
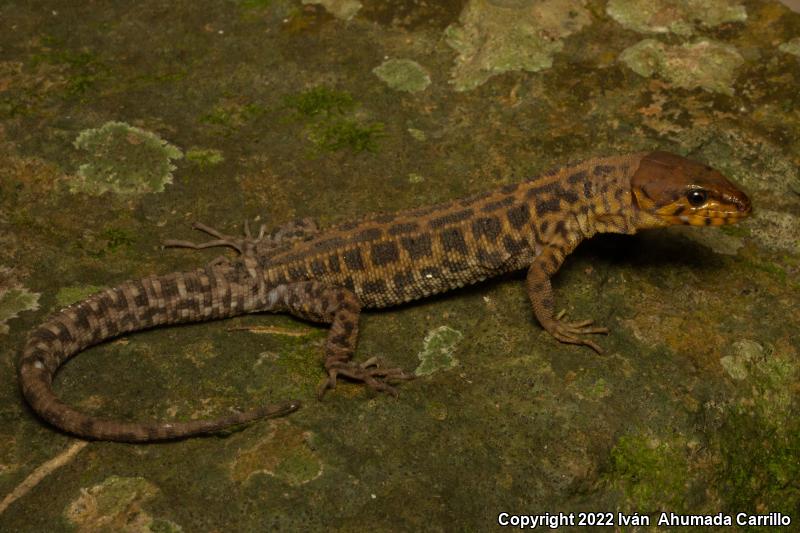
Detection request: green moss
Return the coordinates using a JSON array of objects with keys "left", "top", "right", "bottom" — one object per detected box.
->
[
  {"left": 71, "top": 121, "right": 183, "bottom": 195},
  {"left": 284, "top": 86, "right": 355, "bottom": 117},
  {"left": 284, "top": 85, "right": 383, "bottom": 154},
  {"left": 55, "top": 285, "right": 106, "bottom": 307},
  {"left": 309, "top": 119, "right": 384, "bottom": 153},
  {"left": 609, "top": 433, "right": 689, "bottom": 511},
  {"left": 186, "top": 148, "right": 225, "bottom": 167},
  {"left": 199, "top": 103, "right": 267, "bottom": 130},
  {"left": 715, "top": 355, "right": 800, "bottom": 527},
  {"left": 32, "top": 36, "right": 110, "bottom": 97}
]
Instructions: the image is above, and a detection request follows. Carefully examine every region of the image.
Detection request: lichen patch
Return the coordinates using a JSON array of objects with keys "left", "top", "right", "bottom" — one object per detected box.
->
[
  {"left": 70, "top": 121, "right": 183, "bottom": 195},
  {"left": 445, "top": 0, "right": 590, "bottom": 91},
  {"left": 607, "top": 0, "right": 746, "bottom": 36},
  {"left": 619, "top": 39, "right": 744, "bottom": 95}
]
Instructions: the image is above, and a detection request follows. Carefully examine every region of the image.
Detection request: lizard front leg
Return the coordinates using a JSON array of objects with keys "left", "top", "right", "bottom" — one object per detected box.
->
[
  {"left": 526, "top": 246, "right": 608, "bottom": 353},
  {"left": 267, "top": 282, "right": 414, "bottom": 399}
]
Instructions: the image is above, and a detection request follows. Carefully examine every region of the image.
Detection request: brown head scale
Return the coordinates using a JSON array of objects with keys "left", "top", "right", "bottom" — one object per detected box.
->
[{"left": 631, "top": 151, "right": 751, "bottom": 227}]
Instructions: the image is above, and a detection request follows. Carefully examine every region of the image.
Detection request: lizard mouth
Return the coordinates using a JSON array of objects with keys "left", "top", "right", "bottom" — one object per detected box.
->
[{"left": 655, "top": 202, "right": 751, "bottom": 226}]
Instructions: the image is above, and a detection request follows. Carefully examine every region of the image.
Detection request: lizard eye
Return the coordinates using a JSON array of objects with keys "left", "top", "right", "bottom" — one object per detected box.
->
[{"left": 686, "top": 189, "right": 708, "bottom": 207}]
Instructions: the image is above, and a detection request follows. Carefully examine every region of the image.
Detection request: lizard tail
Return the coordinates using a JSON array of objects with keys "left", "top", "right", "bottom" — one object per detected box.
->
[{"left": 18, "top": 267, "right": 301, "bottom": 442}]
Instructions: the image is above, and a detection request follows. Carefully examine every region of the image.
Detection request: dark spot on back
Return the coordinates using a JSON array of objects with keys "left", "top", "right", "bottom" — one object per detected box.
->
[
  {"left": 440, "top": 227, "right": 468, "bottom": 254},
  {"left": 593, "top": 164, "right": 614, "bottom": 176},
  {"left": 288, "top": 264, "right": 308, "bottom": 280},
  {"left": 503, "top": 235, "right": 527, "bottom": 255},
  {"left": 393, "top": 271, "right": 415, "bottom": 293},
  {"left": 500, "top": 183, "right": 519, "bottom": 194},
  {"left": 472, "top": 216, "right": 502, "bottom": 240},
  {"left": 567, "top": 170, "right": 587, "bottom": 183},
  {"left": 562, "top": 189, "right": 580, "bottom": 204},
  {"left": 401, "top": 234, "right": 433, "bottom": 259},
  {"left": 507, "top": 204, "right": 530, "bottom": 229},
  {"left": 311, "top": 258, "right": 327, "bottom": 276},
  {"left": 535, "top": 198, "right": 561, "bottom": 216},
  {"left": 539, "top": 220, "right": 549, "bottom": 234},
  {"left": 477, "top": 248, "right": 505, "bottom": 269},
  {"left": 443, "top": 259, "right": 470, "bottom": 272},
  {"left": 328, "top": 254, "right": 341, "bottom": 273},
  {"left": 343, "top": 249, "right": 365, "bottom": 271},
  {"left": 370, "top": 241, "right": 400, "bottom": 266},
  {"left": 362, "top": 279, "right": 387, "bottom": 295}
]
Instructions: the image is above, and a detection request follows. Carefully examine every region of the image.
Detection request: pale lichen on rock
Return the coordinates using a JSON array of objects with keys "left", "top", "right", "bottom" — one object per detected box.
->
[
  {"left": 64, "top": 475, "right": 182, "bottom": 533},
  {"left": 607, "top": 0, "right": 746, "bottom": 37},
  {"left": 445, "top": 0, "right": 590, "bottom": 91},
  {"left": 619, "top": 39, "right": 744, "bottom": 94},
  {"left": 71, "top": 121, "right": 183, "bottom": 195},
  {"left": 720, "top": 339, "right": 764, "bottom": 380},
  {"left": 229, "top": 421, "right": 323, "bottom": 486},
  {"left": 415, "top": 325, "right": 463, "bottom": 376},
  {"left": 779, "top": 37, "right": 800, "bottom": 57},
  {"left": 373, "top": 59, "right": 431, "bottom": 93}
]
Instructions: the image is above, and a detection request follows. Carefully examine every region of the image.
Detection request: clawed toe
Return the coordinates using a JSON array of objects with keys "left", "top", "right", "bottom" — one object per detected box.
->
[
  {"left": 163, "top": 220, "right": 267, "bottom": 257},
  {"left": 317, "top": 359, "right": 415, "bottom": 400},
  {"left": 546, "top": 313, "right": 609, "bottom": 354}
]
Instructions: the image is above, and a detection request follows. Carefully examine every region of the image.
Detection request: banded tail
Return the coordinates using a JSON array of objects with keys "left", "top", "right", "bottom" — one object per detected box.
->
[{"left": 18, "top": 266, "right": 300, "bottom": 442}]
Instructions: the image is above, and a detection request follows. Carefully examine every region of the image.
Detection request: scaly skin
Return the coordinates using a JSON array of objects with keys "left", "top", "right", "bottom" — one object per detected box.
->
[{"left": 18, "top": 151, "right": 751, "bottom": 441}]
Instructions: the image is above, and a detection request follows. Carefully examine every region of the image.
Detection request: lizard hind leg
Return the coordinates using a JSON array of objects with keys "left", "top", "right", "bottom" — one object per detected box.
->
[
  {"left": 163, "top": 218, "right": 319, "bottom": 259},
  {"left": 269, "top": 282, "right": 414, "bottom": 400}
]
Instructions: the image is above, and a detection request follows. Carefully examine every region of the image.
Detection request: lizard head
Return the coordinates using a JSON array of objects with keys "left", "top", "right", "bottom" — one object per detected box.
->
[{"left": 631, "top": 151, "right": 751, "bottom": 227}]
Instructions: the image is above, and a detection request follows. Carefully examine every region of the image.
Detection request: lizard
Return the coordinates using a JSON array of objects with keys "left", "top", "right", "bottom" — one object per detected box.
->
[{"left": 18, "top": 151, "right": 751, "bottom": 442}]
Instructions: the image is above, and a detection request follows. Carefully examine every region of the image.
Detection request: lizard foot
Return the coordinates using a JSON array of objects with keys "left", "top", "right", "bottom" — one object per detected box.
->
[
  {"left": 317, "top": 357, "right": 415, "bottom": 400},
  {"left": 163, "top": 221, "right": 265, "bottom": 255},
  {"left": 545, "top": 310, "right": 609, "bottom": 354}
]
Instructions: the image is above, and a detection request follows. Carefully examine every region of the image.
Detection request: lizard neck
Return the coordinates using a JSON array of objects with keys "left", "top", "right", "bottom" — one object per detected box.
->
[{"left": 580, "top": 153, "right": 663, "bottom": 237}]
